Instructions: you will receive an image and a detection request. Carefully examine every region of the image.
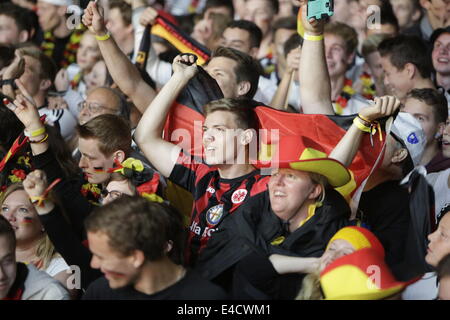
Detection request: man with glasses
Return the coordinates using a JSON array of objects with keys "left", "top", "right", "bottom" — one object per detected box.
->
[
  {"left": 68, "top": 86, "right": 130, "bottom": 159},
  {"left": 76, "top": 86, "right": 128, "bottom": 125}
]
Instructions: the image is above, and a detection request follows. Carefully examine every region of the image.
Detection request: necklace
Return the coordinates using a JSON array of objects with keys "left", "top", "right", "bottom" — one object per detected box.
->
[
  {"left": 360, "top": 72, "right": 376, "bottom": 100},
  {"left": 41, "top": 28, "right": 84, "bottom": 68}
]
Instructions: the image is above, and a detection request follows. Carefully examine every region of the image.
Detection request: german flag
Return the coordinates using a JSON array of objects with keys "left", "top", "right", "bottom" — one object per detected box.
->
[
  {"left": 162, "top": 66, "right": 223, "bottom": 219},
  {"left": 254, "top": 106, "right": 388, "bottom": 203},
  {"left": 135, "top": 24, "right": 152, "bottom": 71},
  {"left": 151, "top": 16, "right": 211, "bottom": 65},
  {"left": 163, "top": 66, "right": 223, "bottom": 157}
]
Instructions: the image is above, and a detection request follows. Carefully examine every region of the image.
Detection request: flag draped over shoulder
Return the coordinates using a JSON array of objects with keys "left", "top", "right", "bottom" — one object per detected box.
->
[
  {"left": 254, "top": 106, "right": 388, "bottom": 209},
  {"left": 163, "top": 66, "right": 223, "bottom": 156}
]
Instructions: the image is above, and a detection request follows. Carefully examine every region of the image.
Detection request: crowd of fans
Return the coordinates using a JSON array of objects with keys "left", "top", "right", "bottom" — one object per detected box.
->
[{"left": 0, "top": 0, "right": 449, "bottom": 300}]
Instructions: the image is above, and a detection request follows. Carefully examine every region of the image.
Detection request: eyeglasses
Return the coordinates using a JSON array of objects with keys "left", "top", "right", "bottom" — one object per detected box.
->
[
  {"left": 100, "top": 189, "right": 123, "bottom": 202},
  {"left": 77, "top": 101, "right": 119, "bottom": 114}
]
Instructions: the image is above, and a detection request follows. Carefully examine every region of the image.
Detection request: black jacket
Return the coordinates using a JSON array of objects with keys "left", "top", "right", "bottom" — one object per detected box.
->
[{"left": 195, "top": 188, "right": 351, "bottom": 281}]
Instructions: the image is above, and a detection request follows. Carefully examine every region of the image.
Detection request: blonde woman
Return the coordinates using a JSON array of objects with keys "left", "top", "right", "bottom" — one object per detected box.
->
[
  {"left": 0, "top": 183, "right": 73, "bottom": 292},
  {"left": 295, "top": 226, "right": 385, "bottom": 300},
  {"left": 55, "top": 30, "right": 102, "bottom": 99}
]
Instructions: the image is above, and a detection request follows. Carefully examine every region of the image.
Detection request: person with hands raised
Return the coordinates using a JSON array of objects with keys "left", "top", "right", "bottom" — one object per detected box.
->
[
  {"left": 9, "top": 75, "right": 134, "bottom": 242},
  {"left": 296, "top": 0, "right": 334, "bottom": 115},
  {"left": 82, "top": 1, "right": 156, "bottom": 114},
  {"left": 22, "top": 170, "right": 55, "bottom": 216},
  {"left": 135, "top": 53, "right": 198, "bottom": 177},
  {"left": 11, "top": 79, "right": 49, "bottom": 157},
  {"left": 209, "top": 95, "right": 401, "bottom": 298},
  {"left": 296, "top": 2, "right": 425, "bottom": 282},
  {"left": 135, "top": 51, "right": 270, "bottom": 272},
  {"left": 22, "top": 169, "right": 102, "bottom": 291}
]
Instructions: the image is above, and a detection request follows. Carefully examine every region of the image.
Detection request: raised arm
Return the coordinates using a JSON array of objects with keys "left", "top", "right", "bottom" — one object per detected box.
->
[
  {"left": 269, "top": 254, "right": 319, "bottom": 274},
  {"left": 134, "top": 54, "right": 198, "bottom": 177},
  {"left": 11, "top": 80, "right": 94, "bottom": 235},
  {"left": 82, "top": 1, "right": 156, "bottom": 113},
  {"left": 11, "top": 79, "right": 49, "bottom": 156},
  {"left": 23, "top": 170, "right": 100, "bottom": 290},
  {"left": 270, "top": 48, "right": 300, "bottom": 110},
  {"left": 298, "top": 1, "right": 333, "bottom": 115},
  {"left": 329, "top": 96, "right": 401, "bottom": 167}
]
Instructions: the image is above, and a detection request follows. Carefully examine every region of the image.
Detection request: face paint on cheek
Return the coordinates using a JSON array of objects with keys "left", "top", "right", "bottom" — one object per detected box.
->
[
  {"left": 93, "top": 166, "right": 107, "bottom": 174},
  {"left": 20, "top": 216, "right": 34, "bottom": 225}
]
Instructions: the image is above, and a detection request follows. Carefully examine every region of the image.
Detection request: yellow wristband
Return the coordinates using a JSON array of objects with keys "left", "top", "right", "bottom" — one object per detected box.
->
[
  {"left": 357, "top": 114, "right": 372, "bottom": 124},
  {"left": 29, "top": 133, "right": 49, "bottom": 144},
  {"left": 304, "top": 33, "right": 324, "bottom": 41},
  {"left": 25, "top": 127, "right": 46, "bottom": 138},
  {"left": 30, "top": 195, "right": 47, "bottom": 207},
  {"left": 95, "top": 32, "right": 110, "bottom": 41},
  {"left": 353, "top": 117, "right": 372, "bottom": 133}
]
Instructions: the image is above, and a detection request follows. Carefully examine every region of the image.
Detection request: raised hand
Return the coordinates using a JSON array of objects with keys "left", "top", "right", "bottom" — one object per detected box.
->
[
  {"left": 23, "top": 170, "right": 55, "bottom": 214},
  {"left": 172, "top": 54, "right": 198, "bottom": 80},
  {"left": 82, "top": 1, "right": 107, "bottom": 36},
  {"left": 297, "top": 0, "right": 327, "bottom": 35},
  {"left": 11, "top": 79, "right": 42, "bottom": 129},
  {"left": 358, "top": 96, "right": 401, "bottom": 122},
  {"left": 23, "top": 170, "right": 48, "bottom": 200},
  {"left": 139, "top": 6, "right": 158, "bottom": 26},
  {"left": 3, "top": 50, "right": 24, "bottom": 80}
]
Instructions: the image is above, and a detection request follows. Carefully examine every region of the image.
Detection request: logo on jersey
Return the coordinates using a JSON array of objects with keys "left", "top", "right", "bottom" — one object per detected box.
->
[
  {"left": 231, "top": 189, "right": 248, "bottom": 204},
  {"left": 206, "top": 204, "right": 224, "bottom": 226},
  {"left": 207, "top": 186, "right": 216, "bottom": 194}
]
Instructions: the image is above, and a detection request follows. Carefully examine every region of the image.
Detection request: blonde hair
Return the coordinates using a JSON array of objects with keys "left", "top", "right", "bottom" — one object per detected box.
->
[
  {"left": 0, "top": 183, "right": 59, "bottom": 270},
  {"left": 309, "top": 172, "right": 328, "bottom": 205},
  {"left": 296, "top": 271, "right": 323, "bottom": 300}
]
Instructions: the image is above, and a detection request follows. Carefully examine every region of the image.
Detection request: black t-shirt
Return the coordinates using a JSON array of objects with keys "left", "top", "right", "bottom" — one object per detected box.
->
[
  {"left": 82, "top": 270, "right": 228, "bottom": 300},
  {"left": 359, "top": 180, "right": 411, "bottom": 277}
]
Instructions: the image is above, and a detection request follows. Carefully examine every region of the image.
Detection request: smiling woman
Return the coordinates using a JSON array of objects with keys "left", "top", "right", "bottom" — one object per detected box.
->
[{"left": 0, "top": 183, "right": 72, "bottom": 290}]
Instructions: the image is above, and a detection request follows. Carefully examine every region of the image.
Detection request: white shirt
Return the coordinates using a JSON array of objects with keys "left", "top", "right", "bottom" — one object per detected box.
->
[
  {"left": 253, "top": 76, "right": 277, "bottom": 106},
  {"left": 39, "top": 106, "right": 77, "bottom": 141},
  {"left": 45, "top": 256, "right": 71, "bottom": 277},
  {"left": 427, "top": 168, "right": 450, "bottom": 220},
  {"left": 402, "top": 272, "right": 438, "bottom": 300}
]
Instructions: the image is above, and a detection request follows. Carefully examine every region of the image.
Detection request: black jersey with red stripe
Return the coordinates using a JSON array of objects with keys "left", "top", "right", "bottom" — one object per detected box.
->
[{"left": 169, "top": 150, "right": 269, "bottom": 266}]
